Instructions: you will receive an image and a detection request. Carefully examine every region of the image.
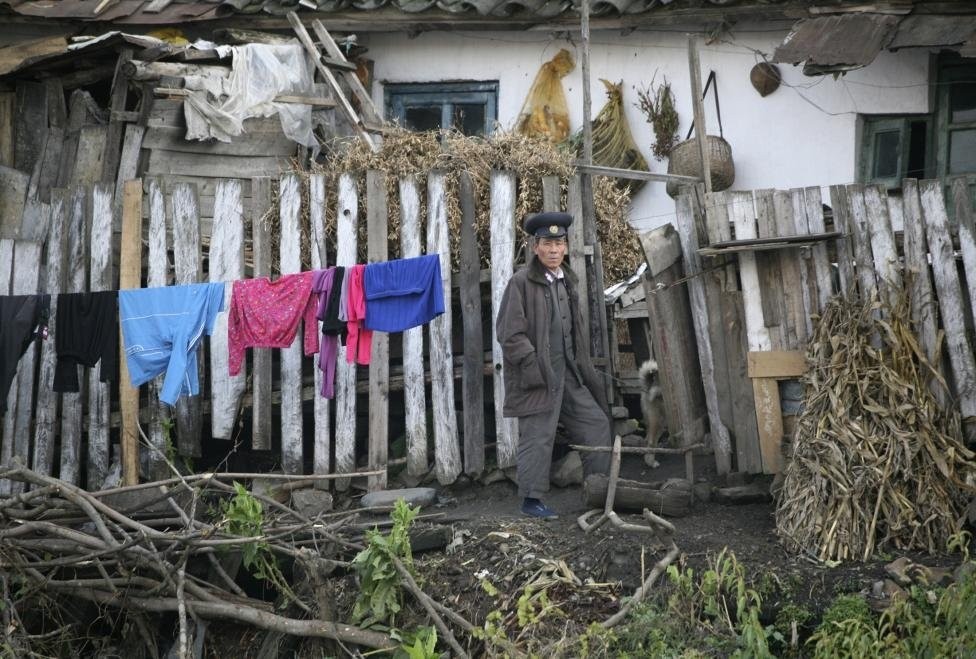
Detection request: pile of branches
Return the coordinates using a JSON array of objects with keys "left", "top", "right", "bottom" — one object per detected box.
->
[
  {"left": 775, "top": 293, "right": 976, "bottom": 562},
  {"left": 0, "top": 466, "right": 474, "bottom": 658},
  {"left": 305, "top": 128, "right": 641, "bottom": 283}
]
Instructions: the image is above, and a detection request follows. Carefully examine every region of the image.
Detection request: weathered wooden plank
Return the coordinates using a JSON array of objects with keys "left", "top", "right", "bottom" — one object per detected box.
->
[
  {"left": 828, "top": 185, "right": 857, "bottom": 297},
  {"left": 702, "top": 191, "right": 737, "bottom": 443},
  {"left": 32, "top": 190, "right": 66, "bottom": 478},
  {"left": 747, "top": 350, "right": 806, "bottom": 379},
  {"left": 673, "top": 197, "right": 731, "bottom": 472},
  {"left": 45, "top": 78, "right": 66, "bottom": 129},
  {"left": 209, "top": 180, "right": 246, "bottom": 440},
  {"left": 250, "top": 177, "right": 273, "bottom": 452},
  {"left": 86, "top": 184, "right": 113, "bottom": 489},
  {"left": 722, "top": 291, "right": 762, "bottom": 473},
  {"left": 59, "top": 187, "right": 87, "bottom": 486},
  {"left": 5, "top": 240, "right": 41, "bottom": 494},
  {"left": 147, "top": 150, "right": 288, "bottom": 179},
  {"left": 143, "top": 125, "right": 297, "bottom": 156},
  {"left": 113, "top": 124, "right": 146, "bottom": 229},
  {"left": 729, "top": 192, "right": 771, "bottom": 352},
  {"left": 70, "top": 126, "right": 108, "bottom": 187},
  {"left": 643, "top": 257, "right": 707, "bottom": 447},
  {"left": 120, "top": 180, "right": 142, "bottom": 486},
  {"left": 334, "top": 173, "right": 359, "bottom": 490},
  {"left": 772, "top": 190, "right": 807, "bottom": 347},
  {"left": 399, "top": 175, "right": 427, "bottom": 478},
  {"left": 0, "top": 165, "right": 28, "bottom": 239},
  {"left": 279, "top": 173, "right": 305, "bottom": 475},
  {"left": 489, "top": 170, "right": 518, "bottom": 470},
  {"left": 0, "top": 92, "right": 14, "bottom": 168},
  {"left": 0, "top": 236, "right": 12, "bottom": 492},
  {"left": 172, "top": 182, "right": 203, "bottom": 456},
  {"left": 803, "top": 186, "right": 835, "bottom": 312},
  {"left": 146, "top": 179, "right": 171, "bottom": 480},
  {"left": 365, "top": 170, "right": 390, "bottom": 490},
  {"left": 864, "top": 184, "right": 902, "bottom": 307},
  {"left": 14, "top": 81, "right": 47, "bottom": 175},
  {"left": 28, "top": 125, "right": 64, "bottom": 208},
  {"left": 752, "top": 377, "right": 784, "bottom": 474},
  {"left": 789, "top": 189, "right": 816, "bottom": 339},
  {"left": 567, "top": 176, "right": 589, "bottom": 337},
  {"left": 846, "top": 185, "right": 878, "bottom": 300},
  {"left": 100, "top": 49, "right": 133, "bottom": 185},
  {"left": 541, "top": 175, "right": 560, "bottom": 212},
  {"left": 920, "top": 179, "right": 976, "bottom": 431},
  {"left": 307, "top": 173, "right": 330, "bottom": 479},
  {"left": 459, "top": 171, "right": 485, "bottom": 476},
  {"left": 427, "top": 171, "right": 461, "bottom": 484},
  {"left": 753, "top": 190, "right": 786, "bottom": 349},
  {"left": 901, "top": 179, "right": 940, "bottom": 376}
]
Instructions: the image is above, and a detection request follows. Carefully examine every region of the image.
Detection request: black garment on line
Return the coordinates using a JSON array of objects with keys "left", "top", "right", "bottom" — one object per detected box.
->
[
  {"left": 0, "top": 294, "right": 50, "bottom": 415},
  {"left": 321, "top": 266, "right": 347, "bottom": 338},
  {"left": 53, "top": 291, "right": 118, "bottom": 393}
]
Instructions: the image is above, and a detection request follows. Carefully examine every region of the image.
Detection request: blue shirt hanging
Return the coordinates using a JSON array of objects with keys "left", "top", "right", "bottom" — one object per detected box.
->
[
  {"left": 119, "top": 283, "right": 225, "bottom": 406},
  {"left": 363, "top": 254, "right": 444, "bottom": 332}
]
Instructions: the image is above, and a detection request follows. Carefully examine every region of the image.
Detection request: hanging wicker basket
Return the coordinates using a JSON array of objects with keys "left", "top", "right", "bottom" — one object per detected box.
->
[{"left": 666, "top": 135, "right": 735, "bottom": 198}]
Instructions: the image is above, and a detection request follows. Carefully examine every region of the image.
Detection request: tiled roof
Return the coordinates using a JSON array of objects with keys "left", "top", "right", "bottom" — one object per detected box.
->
[{"left": 0, "top": 0, "right": 793, "bottom": 23}]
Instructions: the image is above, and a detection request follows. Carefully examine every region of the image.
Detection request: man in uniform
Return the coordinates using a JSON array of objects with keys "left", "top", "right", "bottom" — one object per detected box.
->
[{"left": 496, "top": 211, "right": 612, "bottom": 519}]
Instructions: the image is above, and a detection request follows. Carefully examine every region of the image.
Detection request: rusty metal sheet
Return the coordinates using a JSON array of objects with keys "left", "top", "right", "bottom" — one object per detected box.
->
[
  {"left": 772, "top": 14, "right": 900, "bottom": 68},
  {"left": 890, "top": 15, "right": 976, "bottom": 49}
]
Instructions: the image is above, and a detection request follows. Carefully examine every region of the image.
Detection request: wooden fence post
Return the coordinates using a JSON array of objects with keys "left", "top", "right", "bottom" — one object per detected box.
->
[
  {"left": 60, "top": 186, "right": 87, "bottom": 486},
  {"left": 87, "top": 183, "right": 113, "bottom": 488},
  {"left": 119, "top": 179, "right": 142, "bottom": 486},
  {"left": 366, "top": 170, "right": 390, "bottom": 490},
  {"left": 334, "top": 173, "right": 358, "bottom": 490},
  {"left": 427, "top": 171, "right": 461, "bottom": 485},
  {"left": 146, "top": 178, "right": 170, "bottom": 480},
  {"left": 250, "top": 177, "right": 273, "bottom": 452},
  {"left": 399, "top": 175, "right": 428, "bottom": 478},
  {"left": 489, "top": 170, "right": 518, "bottom": 470},
  {"left": 171, "top": 182, "right": 203, "bottom": 455},
  {"left": 308, "top": 173, "right": 331, "bottom": 480},
  {"left": 279, "top": 173, "right": 304, "bottom": 474},
  {"left": 459, "top": 171, "right": 485, "bottom": 476}
]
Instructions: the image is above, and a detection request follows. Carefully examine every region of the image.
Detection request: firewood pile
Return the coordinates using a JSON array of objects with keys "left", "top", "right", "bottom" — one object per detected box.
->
[
  {"left": 775, "top": 293, "right": 976, "bottom": 563},
  {"left": 0, "top": 465, "right": 473, "bottom": 657}
]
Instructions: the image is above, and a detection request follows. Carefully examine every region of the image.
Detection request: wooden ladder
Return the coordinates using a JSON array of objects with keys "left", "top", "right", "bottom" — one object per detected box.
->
[{"left": 287, "top": 11, "right": 383, "bottom": 152}]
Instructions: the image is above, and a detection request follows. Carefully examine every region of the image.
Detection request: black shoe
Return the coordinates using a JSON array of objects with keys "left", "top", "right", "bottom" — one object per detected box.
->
[{"left": 521, "top": 498, "right": 559, "bottom": 520}]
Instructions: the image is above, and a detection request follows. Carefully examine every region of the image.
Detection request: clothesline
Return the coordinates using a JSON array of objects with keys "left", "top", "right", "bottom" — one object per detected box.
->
[{"left": 0, "top": 254, "right": 445, "bottom": 413}]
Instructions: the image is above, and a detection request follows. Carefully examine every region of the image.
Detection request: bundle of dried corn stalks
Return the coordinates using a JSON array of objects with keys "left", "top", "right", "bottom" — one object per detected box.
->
[
  {"left": 775, "top": 293, "right": 976, "bottom": 563},
  {"left": 306, "top": 128, "right": 641, "bottom": 283}
]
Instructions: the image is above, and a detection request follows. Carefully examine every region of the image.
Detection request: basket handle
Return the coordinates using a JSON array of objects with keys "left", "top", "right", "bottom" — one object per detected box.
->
[{"left": 684, "top": 70, "right": 723, "bottom": 141}]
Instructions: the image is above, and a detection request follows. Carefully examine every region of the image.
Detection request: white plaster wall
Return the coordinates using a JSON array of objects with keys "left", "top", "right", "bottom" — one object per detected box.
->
[{"left": 365, "top": 29, "right": 931, "bottom": 233}]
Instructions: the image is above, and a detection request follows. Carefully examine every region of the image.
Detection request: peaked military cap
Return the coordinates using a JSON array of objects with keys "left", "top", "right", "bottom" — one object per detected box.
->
[{"left": 524, "top": 211, "right": 573, "bottom": 238}]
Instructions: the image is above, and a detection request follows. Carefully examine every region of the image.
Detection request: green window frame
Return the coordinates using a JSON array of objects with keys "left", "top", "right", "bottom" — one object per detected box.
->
[
  {"left": 859, "top": 115, "right": 932, "bottom": 189},
  {"left": 934, "top": 55, "right": 976, "bottom": 182}
]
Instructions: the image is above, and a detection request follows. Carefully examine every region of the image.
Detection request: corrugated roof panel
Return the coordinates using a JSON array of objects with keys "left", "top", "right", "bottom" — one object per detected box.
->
[
  {"left": 890, "top": 15, "right": 976, "bottom": 49},
  {"left": 772, "top": 14, "right": 900, "bottom": 68}
]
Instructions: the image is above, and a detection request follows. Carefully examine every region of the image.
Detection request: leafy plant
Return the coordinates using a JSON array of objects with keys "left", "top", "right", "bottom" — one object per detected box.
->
[
  {"left": 219, "top": 482, "right": 297, "bottom": 606},
  {"left": 394, "top": 626, "right": 438, "bottom": 659},
  {"left": 351, "top": 499, "right": 419, "bottom": 628}
]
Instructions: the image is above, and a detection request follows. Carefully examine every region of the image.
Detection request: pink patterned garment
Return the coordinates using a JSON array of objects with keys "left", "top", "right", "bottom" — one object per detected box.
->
[
  {"left": 228, "top": 271, "right": 320, "bottom": 376},
  {"left": 345, "top": 264, "right": 372, "bottom": 365}
]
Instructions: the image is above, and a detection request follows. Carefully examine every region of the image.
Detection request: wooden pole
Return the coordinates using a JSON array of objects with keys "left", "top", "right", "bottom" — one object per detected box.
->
[
  {"left": 579, "top": 0, "right": 612, "bottom": 407},
  {"left": 119, "top": 179, "right": 142, "bottom": 486},
  {"left": 687, "top": 36, "right": 712, "bottom": 195}
]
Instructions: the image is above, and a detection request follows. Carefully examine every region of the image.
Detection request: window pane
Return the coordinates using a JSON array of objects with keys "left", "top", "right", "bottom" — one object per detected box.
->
[
  {"left": 453, "top": 103, "right": 486, "bottom": 136},
  {"left": 404, "top": 105, "right": 442, "bottom": 132},
  {"left": 949, "top": 129, "right": 976, "bottom": 174},
  {"left": 950, "top": 81, "right": 976, "bottom": 123},
  {"left": 906, "top": 120, "right": 928, "bottom": 179},
  {"left": 872, "top": 130, "right": 900, "bottom": 178}
]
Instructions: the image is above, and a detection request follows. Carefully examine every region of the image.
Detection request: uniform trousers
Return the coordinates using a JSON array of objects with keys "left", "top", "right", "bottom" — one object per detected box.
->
[{"left": 516, "top": 374, "right": 611, "bottom": 499}]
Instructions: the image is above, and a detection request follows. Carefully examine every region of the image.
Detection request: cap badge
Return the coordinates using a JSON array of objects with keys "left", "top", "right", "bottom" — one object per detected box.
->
[{"left": 549, "top": 225, "right": 559, "bottom": 235}]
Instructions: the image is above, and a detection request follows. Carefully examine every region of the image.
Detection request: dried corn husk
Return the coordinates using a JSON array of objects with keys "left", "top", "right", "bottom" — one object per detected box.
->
[
  {"left": 590, "top": 80, "right": 650, "bottom": 191},
  {"left": 775, "top": 292, "right": 976, "bottom": 563},
  {"left": 290, "top": 128, "right": 641, "bottom": 283}
]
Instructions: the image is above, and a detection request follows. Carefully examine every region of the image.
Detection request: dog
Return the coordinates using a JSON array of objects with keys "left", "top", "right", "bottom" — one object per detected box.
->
[{"left": 639, "top": 359, "right": 667, "bottom": 468}]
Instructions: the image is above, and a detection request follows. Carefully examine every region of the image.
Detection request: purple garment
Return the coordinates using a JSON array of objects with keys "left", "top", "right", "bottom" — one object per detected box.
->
[{"left": 311, "top": 268, "right": 339, "bottom": 399}]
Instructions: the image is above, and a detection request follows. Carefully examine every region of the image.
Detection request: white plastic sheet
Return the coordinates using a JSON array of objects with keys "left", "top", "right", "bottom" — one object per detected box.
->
[{"left": 183, "top": 43, "right": 318, "bottom": 148}]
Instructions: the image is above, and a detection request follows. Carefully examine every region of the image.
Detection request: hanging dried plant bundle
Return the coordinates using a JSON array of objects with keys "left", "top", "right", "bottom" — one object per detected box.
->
[
  {"left": 635, "top": 74, "right": 680, "bottom": 161},
  {"left": 589, "top": 80, "right": 650, "bottom": 190},
  {"left": 775, "top": 292, "right": 976, "bottom": 563},
  {"left": 305, "top": 127, "right": 641, "bottom": 283}
]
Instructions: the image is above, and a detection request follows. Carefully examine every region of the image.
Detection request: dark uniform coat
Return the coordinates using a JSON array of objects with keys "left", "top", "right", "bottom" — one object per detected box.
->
[{"left": 495, "top": 255, "right": 607, "bottom": 417}]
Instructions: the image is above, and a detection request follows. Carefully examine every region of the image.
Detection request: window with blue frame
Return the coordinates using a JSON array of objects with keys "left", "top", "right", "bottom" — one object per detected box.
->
[{"left": 385, "top": 81, "right": 498, "bottom": 136}]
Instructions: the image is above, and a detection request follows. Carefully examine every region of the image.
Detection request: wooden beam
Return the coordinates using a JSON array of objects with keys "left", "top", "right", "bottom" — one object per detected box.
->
[
  {"left": 747, "top": 350, "right": 806, "bottom": 379},
  {"left": 575, "top": 163, "right": 699, "bottom": 185},
  {"left": 120, "top": 179, "right": 143, "bottom": 486},
  {"left": 687, "top": 36, "right": 712, "bottom": 194}
]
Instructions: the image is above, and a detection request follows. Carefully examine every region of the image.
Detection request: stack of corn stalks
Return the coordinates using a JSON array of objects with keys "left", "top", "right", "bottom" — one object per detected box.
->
[
  {"left": 775, "top": 293, "right": 976, "bottom": 562},
  {"left": 304, "top": 128, "right": 640, "bottom": 283}
]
